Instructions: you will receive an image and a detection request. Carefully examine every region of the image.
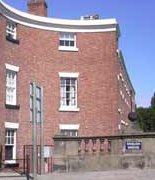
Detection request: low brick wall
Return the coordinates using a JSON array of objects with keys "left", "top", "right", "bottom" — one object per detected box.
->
[{"left": 53, "top": 133, "right": 155, "bottom": 172}]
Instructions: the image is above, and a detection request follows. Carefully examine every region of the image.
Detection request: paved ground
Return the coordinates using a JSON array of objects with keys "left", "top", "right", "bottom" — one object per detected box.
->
[{"left": 0, "top": 169, "right": 155, "bottom": 180}]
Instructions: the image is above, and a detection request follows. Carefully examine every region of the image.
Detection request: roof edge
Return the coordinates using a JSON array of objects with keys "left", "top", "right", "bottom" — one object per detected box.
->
[{"left": 0, "top": 0, "right": 119, "bottom": 33}]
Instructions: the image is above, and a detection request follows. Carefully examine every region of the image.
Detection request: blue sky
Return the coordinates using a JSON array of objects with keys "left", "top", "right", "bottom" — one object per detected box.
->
[{"left": 3, "top": 0, "right": 155, "bottom": 107}]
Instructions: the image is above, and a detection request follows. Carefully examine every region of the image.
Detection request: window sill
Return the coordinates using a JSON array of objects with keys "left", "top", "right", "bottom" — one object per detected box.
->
[
  {"left": 59, "top": 106, "right": 80, "bottom": 112},
  {"left": 6, "top": 36, "right": 19, "bottom": 44},
  {"left": 59, "top": 46, "right": 79, "bottom": 52},
  {"left": 5, "top": 104, "right": 20, "bottom": 110}
]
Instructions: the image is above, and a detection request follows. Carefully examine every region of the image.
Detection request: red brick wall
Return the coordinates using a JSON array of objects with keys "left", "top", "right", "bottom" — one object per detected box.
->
[{"left": 0, "top": 14, "right": 132, "bottom": 159}]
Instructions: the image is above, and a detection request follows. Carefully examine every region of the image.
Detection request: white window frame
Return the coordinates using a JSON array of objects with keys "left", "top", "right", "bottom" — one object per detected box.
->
[
  {"left": 59, "top": 72, "right": 80, "bottom": 112},
  {"left": 59, "top": 124, "right": 80, "bottom": 137},
  {"left": 5, "top": 64, "right": 19, "bottom": 106},
  {"left": 59, "top": 32, "right": 79, "bottom": 52},
  {"left": 4, "top": 122, "right": 19, "bottom": 164},
  {"left": 6, "top": 22, "right": 17, "bottom": 40}
]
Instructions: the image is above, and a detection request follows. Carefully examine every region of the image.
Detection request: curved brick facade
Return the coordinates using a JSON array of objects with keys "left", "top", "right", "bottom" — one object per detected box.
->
[{"left": 0, "top": 0, "right": 135, "bottom": 163}]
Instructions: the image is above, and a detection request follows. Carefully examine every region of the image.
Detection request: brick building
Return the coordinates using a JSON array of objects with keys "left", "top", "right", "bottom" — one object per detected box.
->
[{"left": 0, "top": 0, "right": 135, "bottom": 164}]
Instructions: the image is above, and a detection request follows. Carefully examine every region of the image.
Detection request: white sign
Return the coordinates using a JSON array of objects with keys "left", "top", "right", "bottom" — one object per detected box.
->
[{"left": 44, "top": 146, "right": 53, "bottom": 158}]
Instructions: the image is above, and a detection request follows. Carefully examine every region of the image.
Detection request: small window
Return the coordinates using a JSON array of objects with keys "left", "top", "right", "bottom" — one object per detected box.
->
[
  {"left": 6, "top": 22, "right": 16, "bottom": 40},
  {"left": 59, "top": 124, "right": 79, "bottom": 136},
  {"left": 59, "top": 32, "right": 78, "bottom": 51},
  {"left": 6, "top": 22, "right": 19, "bottom": 44},
  {"left": 60, "top": 129, "right": 78, "bottom": 137}
]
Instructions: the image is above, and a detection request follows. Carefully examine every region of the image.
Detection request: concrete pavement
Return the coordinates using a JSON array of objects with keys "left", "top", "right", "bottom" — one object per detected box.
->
[
  {"left": 0, "top": 169, "right": 155, "bottom": 180},
  {"left": 38, "top": 169, "right": 155, "bottom": 180}
]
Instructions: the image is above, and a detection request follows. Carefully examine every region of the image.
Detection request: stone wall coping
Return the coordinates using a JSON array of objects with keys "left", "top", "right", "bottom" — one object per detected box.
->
[{"left": 53, "top": 133, "right": 155, "bottom": 141}]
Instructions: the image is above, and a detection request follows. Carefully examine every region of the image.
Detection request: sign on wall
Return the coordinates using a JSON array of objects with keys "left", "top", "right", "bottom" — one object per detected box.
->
[
  {"left": 124, "top": 139, "right": 142, "bottom": 153},
  {"left": 44, "top": 146, "right": 53, "bottom": 158},
  {"left": 126, "top": 141, "right": 142, "bottom": 150}
]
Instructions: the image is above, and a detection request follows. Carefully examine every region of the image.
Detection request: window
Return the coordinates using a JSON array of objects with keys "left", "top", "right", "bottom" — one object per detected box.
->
[
  {"left": 6, "top": 70, "right": 17, "bottom": 106},
  {"left": 60, "top": 78, "right": 77, "bottom": 106},
  {"left": 59, "top": 32, "right": 78, "bottom": 51},
  {"left": 61, "top": 130, "right": 78, "bottom": 137},
  {"left": 5, "top": 64, "right": 19, "bottom": 106},
  {"left": 30, "top": 83, "right": 42, "bottom": 122},
  {"left": 5, "top": 129, "right": 16, "bottom": 163},
  {"left": 59, "top": 124, "right": 79, "bottom": 137},
  {"left": 5, "top": 129, "right": 14, "bottom": 147},
  {"left": 6, "top": 22, "right": 17, "bottom": 39},
  {"left": 59, "top": 72, "right": 79, "bottom": 111},
  {"left": 4, "top": 122, "right": 19, "bottom": 164}
]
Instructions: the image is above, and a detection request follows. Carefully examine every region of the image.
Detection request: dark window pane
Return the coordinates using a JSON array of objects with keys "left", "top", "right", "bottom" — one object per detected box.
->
[
  {"left": 8, "top": 138, "right": 10, "bottom": 144},
  {"left": 60, "top": 40, "right": 64, "bottom": 46},
  {"left": 66, "top": 79, "right": 70, "bottom": 85},
  {"left": 11, "top": 137, "right": 14, "bottom": 144},
  {"left": 70, "top": 41, "right": 74, "bottom": 47},
  {"left": 66, "top": 92, "right": 70, "bottom": 98},
  {"left": 5, "top": 146, "right": 13, "bottom": 160},
  {"left": 10, "top": 130, "right": 14, "bottom": 136},
  {"left": 66, "top": 99, "right": 70, "bottom": 105},
  {"left": 65, "top": 41, "right": 69, "bottom": 46},
  {"left": 71, "top": 79, "right": 75, "bottom": 85},
  {"left": 66, "top": 85, "right": 70, "bottom": 92}
]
